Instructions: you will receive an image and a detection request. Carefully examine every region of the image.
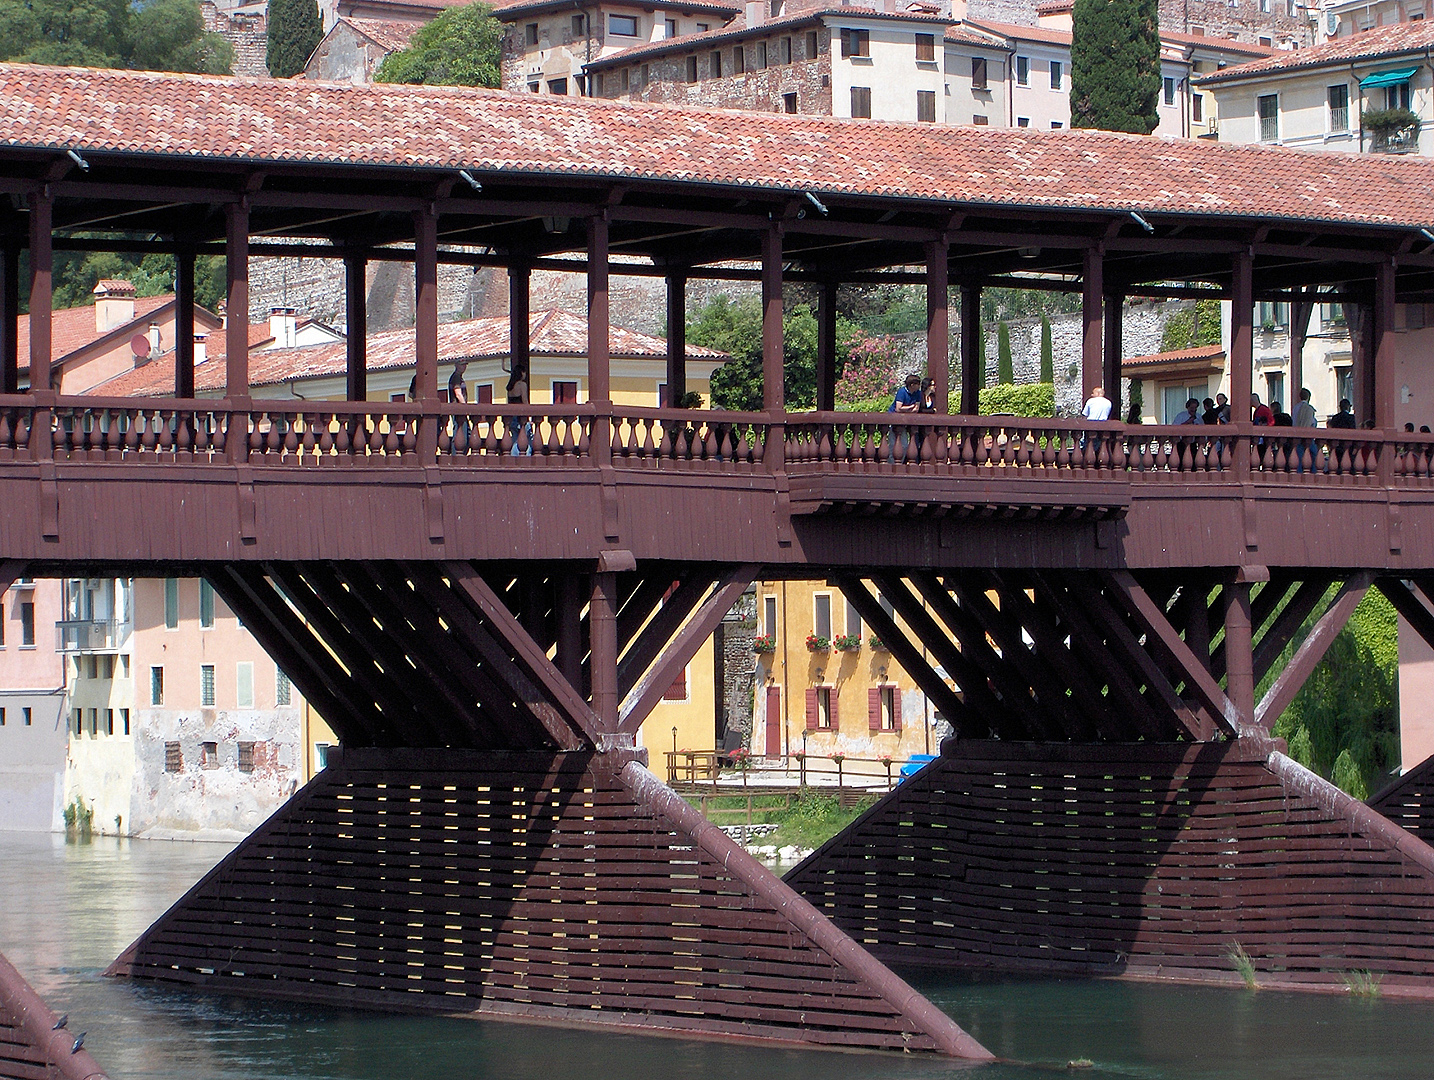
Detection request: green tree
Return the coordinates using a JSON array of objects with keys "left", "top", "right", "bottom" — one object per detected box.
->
[
  {"left": 1070, "top": 0, "right": 1161, "bottom": 134},
  {"left": 0, "top": 0, "right": 229, "bottom": 71},
  {"left": 1127, "top": 376, "right": 1143, "bottom": 421},
  {"left": 996, "top": 322, "right": 1014, "bottom": 384},
  {"left": 1039, "top": 316, "right": 1054, "bottom": 383},
  {"left": 267, "top": 0, "right": 321, "bottom": 78},
  {"left": 132, "top": 0, "right": 232, "bottom": 73},
  {"left": 375, "top": 2, "right": 501, "bottom": 86}
]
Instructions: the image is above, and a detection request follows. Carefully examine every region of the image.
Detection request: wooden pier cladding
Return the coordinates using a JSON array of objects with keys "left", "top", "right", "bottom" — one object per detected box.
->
[
  {"left": 0, "top": 951, "right": 109, "bottom": 1080},
  {"left": 108, "top": 748, "right": 990, "bottom": 1059},
  {"left": 786, "top": 739, "right": 1434, "bottom": 993}
]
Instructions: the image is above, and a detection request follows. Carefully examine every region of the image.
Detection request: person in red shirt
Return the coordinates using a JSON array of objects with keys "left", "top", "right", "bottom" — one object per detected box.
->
[{"left": 1251, "top": 393, "right": 1274, "bottom": 426}]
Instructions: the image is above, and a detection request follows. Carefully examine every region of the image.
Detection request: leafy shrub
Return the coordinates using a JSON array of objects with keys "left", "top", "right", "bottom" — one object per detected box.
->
[{"left": 979, "top": 382, "right": 1055, "bottom": 416}]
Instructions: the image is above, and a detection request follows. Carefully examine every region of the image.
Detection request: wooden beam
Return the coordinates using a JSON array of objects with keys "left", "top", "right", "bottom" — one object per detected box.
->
[
  {"left": 406, "top": 567, "right": 588, "bottom": 751},
  {"left": 588, "top": 214, "right": 611, "bottom": 406},
  {"left": 870, "top": 574, "right": 1022, "bottom": 738},
  {"left": 174, "top": 248, "right": 195, "bottom": 398},
  {"left": 1377, "top": 577, "right": 1434, "bottom": 653},
  {"left": 817, "top": 280, "right": 837, "bottom": 413},
  {"left": 1289, "top": 287, "right": 1313, "bottom": 393},
  {"left": 616, "top": 573, "right": 712, "bottom": 699},
  {"left": 445, "top": 561, "right": 605, "bottom": 746},
  {"left": 345, "top": 253, "right": 366, "bottom": 401},
  {"left": 509, "top": 260, "right": 530, "bottom": 392},
  {"left": 666, "top": 272, "right": 686, "bottom": 407},
  {"left": 835, "top": 575, "right": 974, "bottom": 738},
  {"left": 926, "top": 241, "right": 949, "bottom": 414},
  {"left": 619, "top": 566, "right": 756, "bottom": 733},
  {"left": 762, "top": 222, "right": 784, "bottom": 413},
  {"left": 27, "top": 191, "right": 51, "bottom": 393},
  {"left": 1251, "top": 578, "right": 1329, "bottom": 685},
  {"left": 1081, "top": 244, "right": 1103, "bottom": 402},
  {"left": 1229, "top": 249, "right": 1253, "bottom": 425},
  {"left": 959, "top": 282, "right": 980, "bottom": 414},
  {"left": 1374, "top": 257, "right": 1397, "bottom": 430},
  {"left": 1223, "top": 581, "right": 1255, "bottom": 726},
  {"left": 590, "top": 570, "right": 619, "bottom": 732},
  {"left": 1101, "top": 569, "right": 1241, "bottom": 736},
  {"left": 0, "top": 242, "right": 16, "bottom": 393},
  {"left": 414, "top": 207, "right": 439, "bottom": 459},
  {"left": 616, "top": 573, "right": 677, "bottom": 657},
  {"left": 224, "top": 200, "right": 249, "bottom": 403},
  {"left": 0, "top": 560, "right": 25, "bottom": 594},
  {"left": 1102, "top": 291, "right": 1122, "bottom": 419},
  {"left": 1255, "top": 574, "right": 1372, "bottom": 728}
]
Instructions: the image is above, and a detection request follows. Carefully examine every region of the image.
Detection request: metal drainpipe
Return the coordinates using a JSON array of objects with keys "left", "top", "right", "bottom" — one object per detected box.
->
[{"left": 781, "top": 579, "right": 791, "bottom": 763}]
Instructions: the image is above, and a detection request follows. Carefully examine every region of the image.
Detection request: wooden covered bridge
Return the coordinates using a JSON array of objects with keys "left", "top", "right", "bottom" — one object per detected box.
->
[{"left": 4, "top": 63, "right": 1434, "bottom": 1065}]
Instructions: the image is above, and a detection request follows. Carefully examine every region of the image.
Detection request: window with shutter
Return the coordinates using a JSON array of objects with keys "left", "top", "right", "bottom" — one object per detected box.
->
[
  {"left": 805, "top": 688, "right": 819, "bottom": 731},
  {"left": 868, "top": 687, "right": 882, "bottom": 731}
]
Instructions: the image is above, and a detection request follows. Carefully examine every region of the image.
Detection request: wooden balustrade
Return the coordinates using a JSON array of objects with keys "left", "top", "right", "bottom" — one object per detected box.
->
[{"left": 0, "top": 396, "right": 1425, "bottom": 489}]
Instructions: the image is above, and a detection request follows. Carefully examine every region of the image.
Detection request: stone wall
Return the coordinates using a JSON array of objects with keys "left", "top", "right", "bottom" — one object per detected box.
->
[
  {"left": 203, "top": 1, "right": 270, "bottom": 78},
  {"left": 722, "top": 591, "right": 758, "bottom": 739},
  {"left": 1158, "top": 0, "right": 1310, "bottom": 46}
]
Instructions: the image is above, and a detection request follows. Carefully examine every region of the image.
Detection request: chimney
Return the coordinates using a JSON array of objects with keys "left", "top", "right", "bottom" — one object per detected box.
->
[
  {"left": 93, "top": 279, "right": 137, "bottom": 333},
  {"left": 147, "top": 322, "right": 162, "bottom": 354},
  {"left": 194, "top": 333, "right": 207, "bottom": 366},
  {"left": 270, "top": 307, "right": 298, "bottom": 348},
  {"left": 746, "top": 0, "right": 766, "bottom": 25}
]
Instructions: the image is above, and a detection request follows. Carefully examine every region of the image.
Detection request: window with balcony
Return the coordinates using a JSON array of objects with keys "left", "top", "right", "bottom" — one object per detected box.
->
[
  {"left": 1258, "top": 93, "right": 1278, "bottom": 142},
  {"left": 1328, "top": 84, "right": 1349, "bottom": 132},
  {"left": 813, "top": 593, "right": 832, "bottom": 640}
]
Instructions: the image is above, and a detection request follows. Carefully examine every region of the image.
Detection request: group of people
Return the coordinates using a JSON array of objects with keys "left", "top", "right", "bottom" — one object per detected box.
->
[{"left": 1080, "top": 385, "right": 1366, "bottom": 432}]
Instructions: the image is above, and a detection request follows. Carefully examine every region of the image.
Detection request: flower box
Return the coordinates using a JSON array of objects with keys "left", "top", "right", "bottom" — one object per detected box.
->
[
  {"left": 832, "top": 634, "right": 862, "bottom": 652},
  {"left": 805, "top": 634, "right": 831, "bottom": 652},
  {"left": 752, "top": 633, "right": 776, "bottom": 655}
]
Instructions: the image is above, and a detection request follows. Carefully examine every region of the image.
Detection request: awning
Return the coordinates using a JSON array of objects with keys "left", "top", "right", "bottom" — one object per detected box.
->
[{"left": 1360, "top": 67, "right": 1418, "bottom": 89}]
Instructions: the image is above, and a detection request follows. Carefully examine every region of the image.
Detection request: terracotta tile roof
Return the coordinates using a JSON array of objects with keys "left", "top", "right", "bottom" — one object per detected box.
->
[
  {"left": 1160, "top": 30, "right": 1275, "bottom": 57},
  {"left": 1124, "top": 343, "right": 1226, "bottom": 370},
  {"left": 1198, "top": 20, "right": 1434, "bottom": 82},
  {"left": 586, "top": 4, "right": 951, "bottom": 68},
  {"left": 965, "top": 18, "right": 1072, "bottom": 46},
  {"left": 90, "top": 309, "right": 727, "bottom": 397},
  {"left": 94, "top": 279, "right": 137, "bottom": 295},
  {"left": 493, "top": 0, "right": 740, "bottom": 19},
  {"left": 16, "top": 294, "right": 174, "bottom": 373},
  {"left": 945, "top": 23, "right": 1011, "bottom": 48},
  {"left": 1034, "top": 0, "right": 1072, "bottom": 12},
  {"left": 3, "top": 64, "right": 1434, "bottom": 230},
  {"left": 341, "top": 17, "right": 421, "bottom": 53}
]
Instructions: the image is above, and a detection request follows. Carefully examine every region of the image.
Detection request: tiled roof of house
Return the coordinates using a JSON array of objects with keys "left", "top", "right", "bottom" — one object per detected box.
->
[
  {"left": 585, "top": 4, "right": 951, "bottom": 68},
  {"left": 1124, "top": 343, "right": 1227, "bottom": 370},
  {"left": 17, "top": 294, "right": 174, "bottom": 374},
  {"left": 1198, "top": 20, "right": 1434, "bottom": 83},
  {"left": 966, "top": 19, "right": 1275, "bottom": 57},
  {"left": 91, "top": 309, "right": 728, "bottom": 397},
  {"left": 1160, "top": 30, "right": 1274, "bottom": 57},
  {"left": 492, "top": 0, "right": 741, "bottom": 20},
  {"left": 341, "top": 17, "right": 421, "bottom": 53},
  {"left": 3, "top": 64, "right": 1434, "bottom": 230},
  {"left": 1035, "top": 0, "right": 1072, "bottom": 12},
  {"left": 945, "top": 23, "right": 1011, "bottom": 48},
  {"left": 964, "top": 18, "right": 1072, "bottom": 46}
]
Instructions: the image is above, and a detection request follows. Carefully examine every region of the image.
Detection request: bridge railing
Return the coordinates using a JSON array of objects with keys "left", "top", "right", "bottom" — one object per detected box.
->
[{"left": 0, "top": 396, "right": 1425, "bottom": 487}]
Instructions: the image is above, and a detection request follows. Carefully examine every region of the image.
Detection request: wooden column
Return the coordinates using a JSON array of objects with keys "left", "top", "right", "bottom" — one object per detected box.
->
[
  {"left": 816, "top": 280, "right": 837, "bottom": 412},
  {"left": 959, "top": 282, "right": 981, "bottom": 414},
  {"left": 1224, "top": 582, "right": 1255, "bottom": 725},
  {"left": 27, "top": 192, "right": 52, "bottom": 394},
  {"left": 414, "top": 208, "right": 439, "bottom": 459},
  {"left": 1229, "top": 250, "right": 1254, "bottom": 420},
  {"left": 665, "top": 272, "right": 686, "bottom": 407},
  {"left": 1, "top": 241, "right": 17, "bottom": 394},
  {"left": 590, "top": 571, "right": 619, "bottom": 729},
  {"left": 761, "top": 223, "right": 784, "bottom": 413},
  {"left": 344, "top": 253, "right": 366, "bottom": 401},
  {"left": 588, "top": 216, "right": 610, "bottom": 405},
  {"left": 1103, "top": 292, "right": 1122, "bottom": 418},
  {"left": 926, "top": 240, "right": 950, "bottom": 414},
  {"left": 509, "top": 260, "right": 530, "bottom": 393},
  {"left": 1081, "top": 245, "right": 1103, "bottom": 401},
  {"left": 1374, "top": 258, "right": 1398, "bottom": 430},
  {"left": 174, "top": 248, "right": 195, "bottom": 398},
  {"left": 224, "top": 201, "right": 250, "bottom": 401},
  {"left": 555, "top": 572, "right": 585, "bottom": 692},
  {"left": 1289, "top": 288, "right": 1313, "bottom": 397}
]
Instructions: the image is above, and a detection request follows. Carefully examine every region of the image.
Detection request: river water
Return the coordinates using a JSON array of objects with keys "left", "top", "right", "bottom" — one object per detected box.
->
[{"left": 2, "top": 832, "right": 1431, "bottom": 1080}]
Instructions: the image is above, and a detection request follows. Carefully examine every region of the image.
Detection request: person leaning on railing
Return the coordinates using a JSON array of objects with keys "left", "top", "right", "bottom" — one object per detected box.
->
[{"left": 887, "top": 373, "right": 923, "bottom": 463}]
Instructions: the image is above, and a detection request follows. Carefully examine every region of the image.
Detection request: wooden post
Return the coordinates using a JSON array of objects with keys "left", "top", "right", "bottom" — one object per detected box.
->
[
  {"left": 174, "top": 248, "right": 195, "bottom": 398},
  {"left": 555, "top": 572, "right": 585, "bottom": 692},
  {"left": 27, "top": 192, "right": 52, "bottom": 395},
  {"left": 959, "top": 282, "right": 981, "bottom": 414},
  {"left": 1081, "top": 245, "right": 1103, "bottom": 402},
  {"left": 588, "top": 216, "right": 611, "bottom": 406},
  {"left": 1224, "top": 581, "right": 1255, "bottom": 726},
  {"left": 509, "top": 259, "right": 530, "bottom": 393},
  {"left": 665, "top": 271, "right": 686, "bottom": 407},
  {"left": 1230, "top": 249, "right": 1254, "bottom": 477},
  {"left": 413, "top": 207, "right": 439, "bottom": 459},
  {"left": 1374, "top": 258, "right": 1397, "bottom": 431},
  {"left": 817, "top": 280, "right": 837, "bottom": 412},
  {"left": 1289, "top": 288, "right": 1313, "bottom": 397},
  {"left": 225, "top": 201, "right": 250, "bottom": 401},
  {"left": 926, "top": 240, "right": 949, "bottom": 414},
  {"left": 1103, "top": 291, "right": 1122, "bottom": 419},
  {"left": 761, "top": 223, "right": 784, "bottom": 414},
  {"left": 1, "top": 241, "right": 18, "bottom": 394},
  {"left": 590, "top": 571, "right": 618, "bottom": 729},
  {"left": 345, "top": 253, "right": 367, "bottom": 401}
]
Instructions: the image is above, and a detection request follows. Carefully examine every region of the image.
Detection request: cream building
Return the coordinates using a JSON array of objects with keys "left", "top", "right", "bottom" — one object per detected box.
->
[{"left": 0, "top": 577, "right": 68, "bottom": 831}]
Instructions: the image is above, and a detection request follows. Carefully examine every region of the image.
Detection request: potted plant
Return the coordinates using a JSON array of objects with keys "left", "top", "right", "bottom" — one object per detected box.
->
[
  {"left": 831, "top": 751, "right": 846, "bottom": 788},
  {"left": 832, "top": 633, "right": 862, "bottom": 652},
  {"left": 805, "top": 633, "right": 831, "bottom": 652},
  {"left": 879, "top": 753, "right": 893, "bottom": 787},
  {"left": 868, "top": 634, "right": 887, "bottom": 651},
  {"left": 1362, "top": 106, "right": 1421, "bottom": 152},
  {"left": 752, "top": 633, "right": 776, "bottom": 655}
]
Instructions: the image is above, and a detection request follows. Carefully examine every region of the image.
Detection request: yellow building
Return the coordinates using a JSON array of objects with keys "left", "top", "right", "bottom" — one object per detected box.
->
[{"left": 753, "top": 580, "right": 947, "bottom": 771}]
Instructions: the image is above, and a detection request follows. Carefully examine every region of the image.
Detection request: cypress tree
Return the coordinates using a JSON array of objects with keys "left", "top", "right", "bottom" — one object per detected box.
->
[
  {"left": 997, "top": 322, "right": 1014, "bottom": 384},
  {"left": 976, "top": 323, "right": 987, "bottom": 391},
  {"left": 267, "top": 0, "right": 322, "bottom": 78},
  {"left": 1070, "top": 0, "right": 1161, "bottom": 134},
  {"left": 1040, "top": 316, "right": 1054, "bottom": 383}
]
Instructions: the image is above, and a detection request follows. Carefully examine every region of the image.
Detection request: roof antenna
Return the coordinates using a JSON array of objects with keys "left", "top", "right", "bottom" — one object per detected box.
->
[
  {"left": 805, "top": 191, "right": 829, "bottom": 216},
  {"left": 458, "top": 170, "right": 483, "bottom": 192},
  {"left": 1129, "top": 210, "right": 1154, "bottom": 234},
  {"left": 66, "top": 149, "right": 89, "bottom": 172}
]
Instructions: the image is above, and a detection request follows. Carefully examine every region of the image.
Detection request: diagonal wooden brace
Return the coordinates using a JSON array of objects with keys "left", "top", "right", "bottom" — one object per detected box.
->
[
  {"left": 1101, "top": 569, "right": 1242, "bottom": 736},
  {"left": 618, "top": 565, "right": 757, "bottom": 734},
  {"left": 0, "top": 559, "right": 26, "bottom": 595},
  {"left": 1255, "top": 573, "right": 1372, "bottom": 729}
]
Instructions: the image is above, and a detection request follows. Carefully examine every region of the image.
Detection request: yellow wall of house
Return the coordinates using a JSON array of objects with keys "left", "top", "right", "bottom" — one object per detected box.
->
[
  {"left": 637, "top": 635, "right": 720, "bottom": 773},
  {"left": 752, "top": 580, "right": 943, "bottom": 772}
]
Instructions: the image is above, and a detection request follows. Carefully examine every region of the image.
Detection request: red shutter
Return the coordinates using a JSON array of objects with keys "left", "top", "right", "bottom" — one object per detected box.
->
[
  {"left": 889, "top": 688, "right": 902, "bottom": 732},
  {"left": 805, "top": 688, "right": 818, "bottom": 731},
  {"left": 868, "top": 687, "right": 882, "bottom": 732},
  {"left": 663, "top": 667, "right": 687, "bottom": 700},
  {"left": 764, "top": 687, "right": 782, "bottom": 757},
  {"left": 829, "top": 688, "right": 840, "bottom": 733}
]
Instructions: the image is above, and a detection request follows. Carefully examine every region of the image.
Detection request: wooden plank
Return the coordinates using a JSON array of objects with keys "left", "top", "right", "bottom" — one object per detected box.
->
[{"left": 1255, "top": 574, "right": 1371, "bottom": 728}]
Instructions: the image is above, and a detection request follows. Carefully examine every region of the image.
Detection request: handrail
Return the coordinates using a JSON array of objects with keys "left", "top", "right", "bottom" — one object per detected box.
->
[{"left": 0, "top": 950, "right": 109, "bottom": 1080}]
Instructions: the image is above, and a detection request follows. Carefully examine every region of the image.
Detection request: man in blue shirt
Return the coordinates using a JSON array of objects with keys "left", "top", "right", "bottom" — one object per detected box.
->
[{"left": 888, "top": 374, "right": 923, "bottom": 463}]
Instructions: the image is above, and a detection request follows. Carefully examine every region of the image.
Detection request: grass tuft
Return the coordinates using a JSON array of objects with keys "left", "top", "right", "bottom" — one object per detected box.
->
[
  {"left": 1227, "top": 942, "right": 1258, "bottom": 990},
  {"left": 1343, "top": 970, "right": 1382, "bottom": 997}
]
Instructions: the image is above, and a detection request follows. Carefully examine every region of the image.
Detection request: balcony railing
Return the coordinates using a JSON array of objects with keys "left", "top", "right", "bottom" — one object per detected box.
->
[
  {"left": 2, "top": 395, "right": 1431, "bottom": 489},
  {"left": 1370, "top": 124, "right": 1421, "bottom": 154},
  {"left": 56, "top": 619, "right": 127, "bottom": 653}
]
